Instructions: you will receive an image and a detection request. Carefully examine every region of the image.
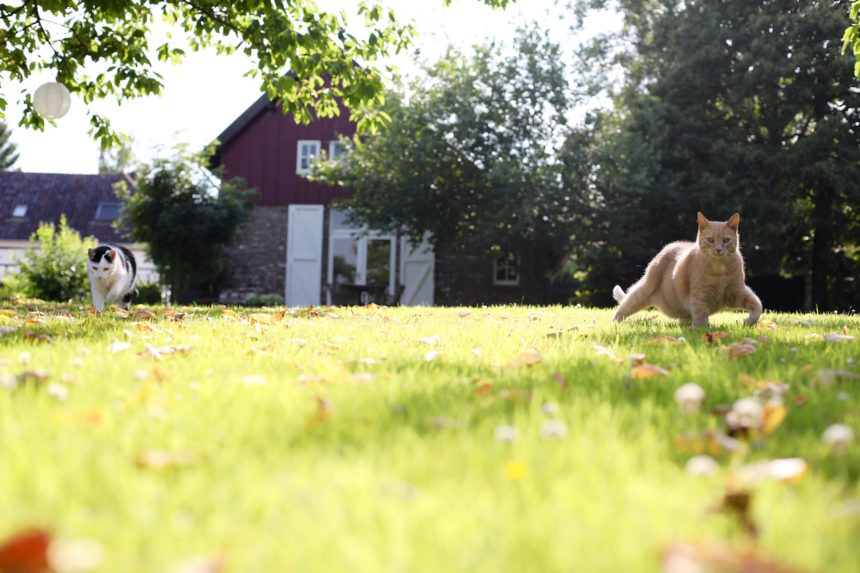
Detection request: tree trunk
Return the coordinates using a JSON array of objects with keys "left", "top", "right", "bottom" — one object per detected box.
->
[{"left": 810, "top": 182, "right": 833, "bottom": 311}]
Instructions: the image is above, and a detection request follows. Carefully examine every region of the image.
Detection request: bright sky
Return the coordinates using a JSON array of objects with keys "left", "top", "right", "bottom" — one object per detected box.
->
[{"left": 5, "top": 0, "right": 611, "bottom": 174}]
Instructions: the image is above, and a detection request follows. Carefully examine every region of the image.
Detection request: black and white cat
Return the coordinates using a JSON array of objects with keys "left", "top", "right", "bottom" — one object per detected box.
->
[{"left": 87, "top": 245, "right": 138, "bottom": 311}]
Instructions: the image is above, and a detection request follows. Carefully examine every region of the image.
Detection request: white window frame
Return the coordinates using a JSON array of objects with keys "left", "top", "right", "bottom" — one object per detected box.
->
[
  {"left": 328, "top": 140, "right": 345, "bottom": 161},
  {"left": 328, "top": 230, "right": 396, "bottom": 296},
  {"left": 493, "top": 252, "right": 520, "bottom": 286},
  {"left": 296, "top": 140, "right": 321, "bottom": 175},
  {"left": 12, "top": 204, "right": 27, "bottom": 217}
]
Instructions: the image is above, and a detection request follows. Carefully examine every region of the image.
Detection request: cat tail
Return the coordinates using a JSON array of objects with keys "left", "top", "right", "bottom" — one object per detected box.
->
[{"left": 612, "top": 285, "right": 626, "bottom": 303}]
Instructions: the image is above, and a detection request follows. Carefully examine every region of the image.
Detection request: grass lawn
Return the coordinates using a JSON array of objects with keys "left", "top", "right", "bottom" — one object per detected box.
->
[{"left": 0, "top": 301, "right": 857, "bottom": 572}]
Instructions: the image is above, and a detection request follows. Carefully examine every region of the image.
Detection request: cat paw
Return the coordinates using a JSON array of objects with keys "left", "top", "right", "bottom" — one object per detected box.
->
[{"left": 744, "top": 316, "right": 759, "bottom": 326}]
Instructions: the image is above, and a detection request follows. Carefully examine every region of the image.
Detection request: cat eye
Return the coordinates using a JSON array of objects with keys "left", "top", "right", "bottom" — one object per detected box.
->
[
  {"left": 706, "top": 237, "right": 714, "bottom": 243},
  {"left": 722, "top": 238, "right": 730, "bottom": 244}
]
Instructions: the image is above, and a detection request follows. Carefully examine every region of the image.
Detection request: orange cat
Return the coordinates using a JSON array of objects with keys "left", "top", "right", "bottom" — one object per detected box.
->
[{"left": 612, "top": 212, "right": 762, "bottom": 327}]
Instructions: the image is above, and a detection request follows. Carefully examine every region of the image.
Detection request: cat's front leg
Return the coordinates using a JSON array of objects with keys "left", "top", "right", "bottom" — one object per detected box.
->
[
  {"left": 688, "top": 298, "right": 711, "bottom": 328},
  {"left": 90, "top": 281, "right": 105, "bottom": 312},
  {"left": 736, "top": 286, "right": 762, "bottom": 326}
]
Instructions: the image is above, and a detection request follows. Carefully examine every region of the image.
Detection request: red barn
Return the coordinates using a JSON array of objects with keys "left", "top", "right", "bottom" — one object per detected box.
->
[{"left": 212, "top": 95, "right": 435, "bottom": 306}]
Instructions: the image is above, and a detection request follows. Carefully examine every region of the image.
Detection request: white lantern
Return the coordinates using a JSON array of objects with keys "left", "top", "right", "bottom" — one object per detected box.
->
[{"left": 33, "top": 82, "right": 71, "bottom": 119}]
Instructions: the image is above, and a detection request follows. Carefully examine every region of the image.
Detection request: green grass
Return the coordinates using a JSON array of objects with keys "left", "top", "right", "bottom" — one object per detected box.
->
[{"left": 0, "top": 302, "right": 857, "bottom": 572}]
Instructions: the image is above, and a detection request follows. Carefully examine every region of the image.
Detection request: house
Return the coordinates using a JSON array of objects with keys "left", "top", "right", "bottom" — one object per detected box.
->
[
  {"left": 0, "top": 171, "right": 157, "bottom": 282},
  {"left": 213, "top": 95, "right": 538, "bottom": 307}
]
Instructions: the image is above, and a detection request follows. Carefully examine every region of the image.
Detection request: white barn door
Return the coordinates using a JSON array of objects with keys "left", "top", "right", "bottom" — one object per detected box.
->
[
  {"left": 286, "top": 205, "right": 324, "bottom": 307},
  {"left": 399, "top": 235, "right": 435, "bottom": 306}
]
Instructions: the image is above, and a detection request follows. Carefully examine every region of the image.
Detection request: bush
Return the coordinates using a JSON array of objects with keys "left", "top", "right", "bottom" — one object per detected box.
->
[
  {"left": 135, "top": 282, "right": 163, "bottom": 305},
  {"left": 12, "top": 215, "right": 97, "bottom": 302},
  {"left": 243, "top": 293, "right": 284, "bottom": 307}
]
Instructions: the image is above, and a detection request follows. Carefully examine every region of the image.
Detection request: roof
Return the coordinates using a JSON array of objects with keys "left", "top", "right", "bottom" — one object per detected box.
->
[
  {"left": 209, "top": 93, "right": 277, "bottom": 168},
  {"left": 0, "top": 171, "right": 136, "bottom": 243}
]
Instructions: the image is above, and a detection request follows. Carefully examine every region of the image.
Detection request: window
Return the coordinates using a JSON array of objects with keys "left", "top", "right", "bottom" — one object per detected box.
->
[
  {"left": 12, "top": 204, "right": 27, "bottom": 217},
  {"left": 94, "top": 202, "right": 121, "bottom": 221},
  {"left": 327, "top": 209, "right": 396, "bottom": 303},
  {"left": 296, "top": 140, "right": 320, "bottom": 174},
  {"left": 493, "top": 252, "right": 520, "bottom": 286},
  {"left": 328, "top": 140, "right": 346, "bottom": 161}
]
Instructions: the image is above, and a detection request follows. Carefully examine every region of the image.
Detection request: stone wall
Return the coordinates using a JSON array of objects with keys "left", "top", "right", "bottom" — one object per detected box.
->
[
  {"left": 434, "top": 246, "right": 534, "bottom": 306},
  {"left": 220, "top": 206, "right": 289, "bottom": 304}
]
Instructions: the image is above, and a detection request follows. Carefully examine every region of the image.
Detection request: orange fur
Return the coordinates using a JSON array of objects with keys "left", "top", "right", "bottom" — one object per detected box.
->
[{"left": 612, "top": 212, "right": 762, "bottom": 327}]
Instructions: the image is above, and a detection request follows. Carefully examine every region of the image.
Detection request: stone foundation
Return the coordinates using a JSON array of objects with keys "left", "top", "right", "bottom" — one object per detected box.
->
[{"left": 220, "top": 206, "right": 289, "bottom": 304}]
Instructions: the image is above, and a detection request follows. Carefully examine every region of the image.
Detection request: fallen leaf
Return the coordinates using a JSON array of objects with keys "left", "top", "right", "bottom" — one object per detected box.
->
[
  {"left": 21, "top": 330, "right": 52, "bottom": 344},
  {"left": 728, "top": 342, "right": 756, "bottom": 359},
  {"left": 109, "top": 341, "right": 132, "bottom": 353},
  {"left": 305, "top": 396, "right": 333, "bottom": 429},
  {"left": 631, "top": 363, "right": 669, "bottom": 379},
  {"left": 761, "top": 402, "right": 788, "bottom": 436},
  {"left": 129, "top": 309, "right": 154, "bottom": 320},
  {"left": 824, "top": 333, "right": 855, "bottom": 343},
  {"left": 628, "top": 353, "right": 647, "bottom": 365},
  {"left": 0, "top": 528, "right": 52, "bottom": 573},
  {"left": 702, "top": 331, "right": 729, "bottom": 344},
  {"left": 645, "top": 335, "right": 684, "bottom": 345},
  {"left": 172, "top": 556, "right": 224, "bottom": 573},
  {"left": 505, "top": 351, "right": 542, "bottom": 369},
  {"left": 736, "top": 458, "right": 808, "bottom": 485},
  {"left": 663, "top": 541, "right": 804, "bottom": 573},
  {"left": 17, "top": 370, "right": 50, "bottom": 386},
  {"left": 552, "top": 372, "right": 569, "bottom": 390},
  {"left": 418, "top": 334, "right": 440, "bottom": 345},
  {"left": 792, "top": 395, "right": 808, "bottom": 406},
  {"left": 676, "top": 431, "right": 743, "bottom": 455},
  {"left": 135, "top": 450, "right": 200, "bottom": 470},
  {"left": 475, "top": 382, "right": 493, "bottom": 396},
  {"left": 710, "top": 488, "right": 759, "bottom": 537}
]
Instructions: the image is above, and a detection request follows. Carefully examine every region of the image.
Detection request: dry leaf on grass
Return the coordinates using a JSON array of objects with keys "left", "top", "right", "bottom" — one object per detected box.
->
[
  {"left": 631, "top": 363, "right": 669, "bottom": 379},
  {"left": 702, "top": 331, "right": 729, "bottom": 344},
  {"left": 505, "top": 351, "right": 542, "bottom": 369},
  {"left": 663, "top": 541, "right": 805, "bottom": 573},
  {"left": 645, "top": 335, "right": 684, "bottom": 345},
  {"left": 135, "top": 450, "right": 200, "bottom": 470},
  {"left": 553, "top": 372, "right": 569, "bottom": 390},
  {"left": 676, "top": 431, "right": 743, "bottom": 455},
  {"left": 305, "top": 396, "right": 333, "bottom": 429},
  {"left": 824, "top": 333, "right": 856, "bottom": 343},
  {"left": 628, "top": 353, "right": 647, "bottom": 365},
  {"left": 761, "top": 402, "right": 788, "bottom": 436},
  {"left": 728, "top": 342, "right": 756, "bottom": 359},
  {"left": 735, "top": 458, "right": 808, "bottom": 485},
  {"left": 0, "top": 528, "right": 51, "bottom": 573},
  {"left": 709, "top": 488, "right": 759, "bottom": 537},
  {"left": 129, "top": 309, "right": 154, "bottom": 320}
]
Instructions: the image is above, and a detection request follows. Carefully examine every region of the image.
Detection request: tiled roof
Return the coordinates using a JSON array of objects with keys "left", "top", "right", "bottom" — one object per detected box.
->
[{"left": 0, "top": 171, "right": 136, "bottom": 242}]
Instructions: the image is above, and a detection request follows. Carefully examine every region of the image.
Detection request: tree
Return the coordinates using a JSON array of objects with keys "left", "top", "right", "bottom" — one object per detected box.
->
[
  {"left": 314, "top": 27, "right": 577, "bottom": 302},
  {"left": 98, "top": 137, "right": 136, "bottom": 173},
  {"left": 0, "top": 121, "right": 19, "bottom": 170},
  {"left": 13, "top": 215, "right": 97, "bottom": 301},
  {"left": 1, "top": 0, "right": 512, "bottom": 148},
  {"left": 115, "top": 146, "right": 255, "bottom": 302},
  {"left": 569, "top": 0, "right": 860, "bottom": 311},
  {"left": 843, "top": 1, "right": 860, "bottom": 75}
]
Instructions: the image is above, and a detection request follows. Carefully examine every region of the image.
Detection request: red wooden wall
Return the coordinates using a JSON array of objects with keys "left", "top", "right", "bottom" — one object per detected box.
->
[{"left": 219, "top": 106, "right": 356, "bottom": 206}]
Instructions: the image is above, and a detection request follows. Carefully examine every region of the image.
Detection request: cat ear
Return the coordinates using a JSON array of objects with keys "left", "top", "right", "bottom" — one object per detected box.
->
[
  {"left": 697, "top": 212, "right": 709, "bottom": 230},
  {"left": 105, "top": 251, "right": 117, "bottom": 263},
  {"left": 87, "top": 248, "right": 95, "bottom": 260},
  {"left": 727, "top": 213, "right": 740, "bottom": 231}
]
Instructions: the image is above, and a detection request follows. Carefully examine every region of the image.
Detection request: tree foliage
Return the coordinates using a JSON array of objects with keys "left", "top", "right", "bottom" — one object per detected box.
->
[
  {"left": 314, "top": 27, "right": 577, "bottom": 302},
  {"left": 0, "top": 1, "right": 516, "bottom": 147},
  {"left": 0, "top": 121, "right": 19, "bottom": 170},
  {"left": 843, "top": 0, "right": 860, "bottom": 75},
  {"left": 569, "top": 0, "right": 860, "bottom": 311},
  {"left": 13, "top": 215, "right": 97, "bottom": 301},
  {"left": 115, "top": 147, "right": 255, "bottom": 301}
]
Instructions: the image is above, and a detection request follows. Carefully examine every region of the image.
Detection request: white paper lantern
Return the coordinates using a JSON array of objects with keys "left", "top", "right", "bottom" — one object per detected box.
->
[{"left": 33, "top": 82, "right": 71, "bottom": 119}]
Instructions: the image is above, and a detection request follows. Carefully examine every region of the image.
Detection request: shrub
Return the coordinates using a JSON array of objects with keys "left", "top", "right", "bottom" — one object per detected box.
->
[
  {"left": 135, "top": 282, "right": 163, "bottom": 305},
  {"left": 243, "top": 293, "right": 284, "bottom": 307},
  {"left": 13, "top": 215, "right": 97, "bottom": 302}
]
